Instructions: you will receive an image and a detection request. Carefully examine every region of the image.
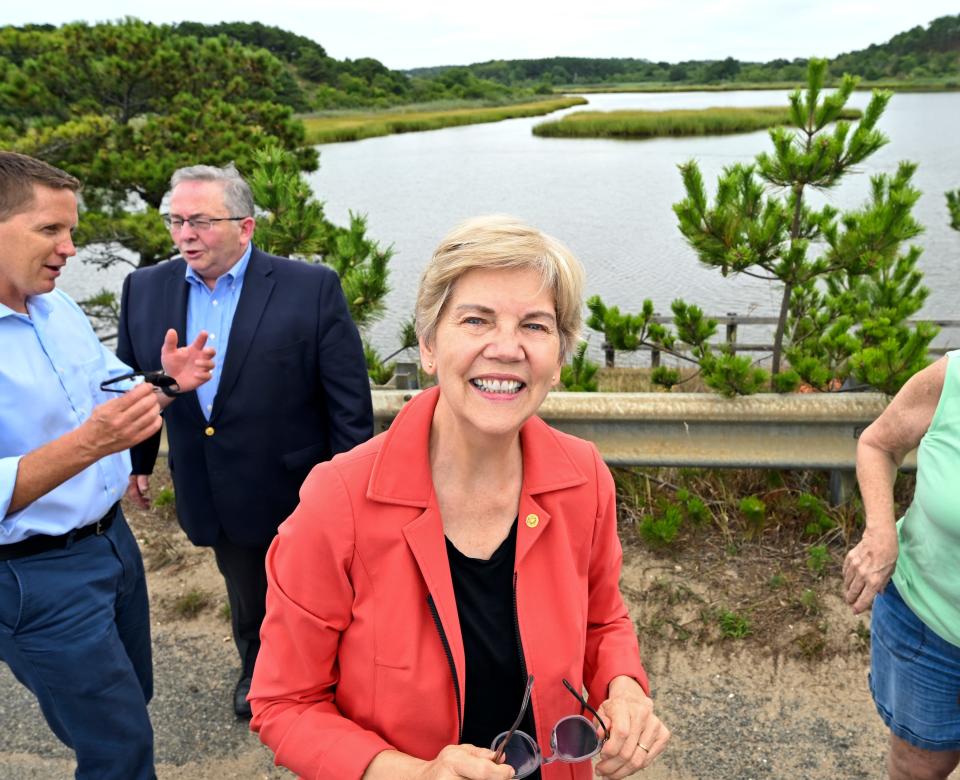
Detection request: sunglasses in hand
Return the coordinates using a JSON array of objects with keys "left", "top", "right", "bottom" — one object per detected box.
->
[
  {"left": 100, "top": 371, "right": 180, "bottom": 397},
  {"left": 492, "top": 675, "right": 609, "bottom": 779}
]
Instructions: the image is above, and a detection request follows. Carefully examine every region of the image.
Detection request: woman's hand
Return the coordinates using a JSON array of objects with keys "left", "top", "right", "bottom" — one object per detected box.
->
[
  {"left": 415, "top": 745, "right": 515, "bottom": 780},
  {"left": 843, "top": 522, "right": 899, "bottom": 614},
  {"left": 364, "top": 745, "right": 514, "bottom": 780},
  {"left": 593, "top": 676, "right": 669, "bottom": 778}
]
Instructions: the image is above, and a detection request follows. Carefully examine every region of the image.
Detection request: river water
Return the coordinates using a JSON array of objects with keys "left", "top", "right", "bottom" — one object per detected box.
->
[{"left": 61, "top": 90, "right": 960, "bottom": 361}]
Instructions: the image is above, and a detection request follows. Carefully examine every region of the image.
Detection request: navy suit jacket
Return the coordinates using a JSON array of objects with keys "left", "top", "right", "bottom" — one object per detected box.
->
[{"left": 117, "top": 246, "right": 373, "bottom": 547}]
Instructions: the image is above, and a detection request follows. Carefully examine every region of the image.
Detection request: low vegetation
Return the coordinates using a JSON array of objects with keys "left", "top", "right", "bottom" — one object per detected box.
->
[
  {"left": 533, "top": 106, "right": 862, "bottom": 139},
  {"left": 302, "top": 97, "right": 586, "bottom": 144},
  {"left": 615, "top": 464, "right": 916, "bottom": 659},
  {"left": 170, "top": 588, "right": 214, "bottom": 619}
]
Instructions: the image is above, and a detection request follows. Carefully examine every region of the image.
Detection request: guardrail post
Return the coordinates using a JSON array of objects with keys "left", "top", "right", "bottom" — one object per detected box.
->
[
  {"left": 828, "top": 470, "right": 857, "bottom": 506},
  {"left": 394, "top": 362, "right": 420, "bottom": 390},
  {"left": 602, "top": 341, "right": 615, "bottom": 368}
]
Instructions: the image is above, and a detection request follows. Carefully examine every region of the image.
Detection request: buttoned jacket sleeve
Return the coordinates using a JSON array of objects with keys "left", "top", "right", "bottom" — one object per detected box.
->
[{"left": 313, "top": 270, "right": 373, "bottom": 456}]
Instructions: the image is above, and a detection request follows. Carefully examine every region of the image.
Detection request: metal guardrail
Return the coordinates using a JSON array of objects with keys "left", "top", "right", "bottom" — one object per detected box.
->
[{"left": 373, "top": 390, "right": 916, "bottom": 471}]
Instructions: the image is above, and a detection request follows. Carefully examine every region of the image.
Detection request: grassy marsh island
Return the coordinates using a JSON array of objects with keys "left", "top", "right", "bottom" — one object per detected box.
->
[
  {"left": 532, "top": 105, "right": 863, "bottom": 139},
  {"left": 301, "top": 96, "right": 587, "bottom": 144}
]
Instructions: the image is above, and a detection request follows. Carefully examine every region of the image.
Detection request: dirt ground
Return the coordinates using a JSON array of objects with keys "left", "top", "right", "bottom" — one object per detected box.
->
[{"left": 1, "top": 464, "right": 957, "bottom": 779}]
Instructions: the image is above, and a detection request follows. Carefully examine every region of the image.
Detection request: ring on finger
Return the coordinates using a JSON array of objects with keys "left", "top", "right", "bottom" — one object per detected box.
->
[{"left": 638, "top": 742, "right": 650, "bottom": 753}]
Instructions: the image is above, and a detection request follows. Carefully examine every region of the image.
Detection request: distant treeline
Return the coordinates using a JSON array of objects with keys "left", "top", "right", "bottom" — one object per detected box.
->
[
  {"left": 408, "top": 14, "right": 960, "bottom": 87},
  {"left": 165, "top": 21, "right": 547, "bottom": 109}
]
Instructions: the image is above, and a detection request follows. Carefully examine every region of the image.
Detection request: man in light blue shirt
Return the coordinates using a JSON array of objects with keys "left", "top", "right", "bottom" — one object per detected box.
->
[{"left": 0, "top": 152, "right": 215, "bottom": 780}]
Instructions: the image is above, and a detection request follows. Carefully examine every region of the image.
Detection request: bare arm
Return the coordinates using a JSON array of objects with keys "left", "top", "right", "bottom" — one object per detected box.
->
[
  {"left": 7, "top": 383, "right": 162, "bottom": 516},
  {"left": 842, "top": 358, "right": 947, "bottom": 614}
]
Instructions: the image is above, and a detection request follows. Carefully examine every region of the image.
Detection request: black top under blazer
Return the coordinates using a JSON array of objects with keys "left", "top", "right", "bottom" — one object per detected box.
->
[{"left": 117, "top": 246, "right": 374, "bottom": 547}]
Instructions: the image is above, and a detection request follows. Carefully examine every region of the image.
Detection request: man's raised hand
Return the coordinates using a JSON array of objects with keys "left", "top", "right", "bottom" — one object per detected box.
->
[{"left": 160, "top": 328, "right": 216, "bottom": 393}]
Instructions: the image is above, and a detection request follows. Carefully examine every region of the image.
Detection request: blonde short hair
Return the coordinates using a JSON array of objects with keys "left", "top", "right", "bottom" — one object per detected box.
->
[{"left": 415, "top": 215, "right": 584, "bottom": 362}]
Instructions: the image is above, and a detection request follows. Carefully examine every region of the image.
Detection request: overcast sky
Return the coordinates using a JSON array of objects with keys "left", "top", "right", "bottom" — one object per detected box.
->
[{"left": 6, "top": 1, "right": 958, "bottom": 70}]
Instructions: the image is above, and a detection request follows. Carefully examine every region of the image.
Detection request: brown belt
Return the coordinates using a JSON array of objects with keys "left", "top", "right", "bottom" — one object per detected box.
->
[{"left": 0, "top": 502, "right": 119, "bottom": 561}]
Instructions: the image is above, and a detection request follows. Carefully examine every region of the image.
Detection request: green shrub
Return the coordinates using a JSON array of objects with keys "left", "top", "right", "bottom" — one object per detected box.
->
[
  {"left": 638, "top": 504, "right": 683, "bottom": 546},
  {"left": 797, "top": 493, "right": 836, "bottom": 537},
  {"left": 806, "top": 545, "right": 830, "bottom": 576},
  {"left": 738, "top": 495, "right": 767, "bottom": 536},
  {"left": 799, "top": 588, "right": 822, "bottom": 615},
  {"left": 650, "top": 366, "right": 681, "bottom": 390},
  {"left": 560, "top": 341, "right": 599, "bottom": 391},
  {"left": 717, "top": 610, "right": 751, "bottom": 639}
]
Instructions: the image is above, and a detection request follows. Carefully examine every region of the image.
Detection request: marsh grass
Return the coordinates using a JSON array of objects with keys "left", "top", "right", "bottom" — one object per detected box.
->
[
  {"left": 533, "top": 105, "right": 862, "bottom": 139},
  {"left": 556, "top": 79, "right": 960, "bottom": 93},
  {"left": 301, "top": 97, "right": 587, "bottom": 144}
]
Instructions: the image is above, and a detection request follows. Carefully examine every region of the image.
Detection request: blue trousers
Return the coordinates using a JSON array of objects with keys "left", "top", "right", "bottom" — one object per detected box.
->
[{"left": 0, "top": 508, "right": 155, "bottom": 779}]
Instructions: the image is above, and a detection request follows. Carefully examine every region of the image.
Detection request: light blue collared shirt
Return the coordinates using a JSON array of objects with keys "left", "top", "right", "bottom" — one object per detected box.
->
[
  {"left": 185, "top": 243, "right": 252, "bottom": 419},
  {"left": 0, "top": 290, "right": 132, "bottom": 543}
]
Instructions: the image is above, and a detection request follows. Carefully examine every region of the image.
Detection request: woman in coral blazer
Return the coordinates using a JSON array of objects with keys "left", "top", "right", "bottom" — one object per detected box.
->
[{"left": 250, "top": 216, "right": 669, "bottom": 780}]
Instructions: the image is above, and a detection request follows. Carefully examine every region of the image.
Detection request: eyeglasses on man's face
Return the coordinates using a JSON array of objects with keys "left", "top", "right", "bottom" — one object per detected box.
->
[
  {"left": 161, "top": 214, "right": 247, "bottom": 232},
  {"left": 491, "top": 675, "right": 609, "bottom": 779}
]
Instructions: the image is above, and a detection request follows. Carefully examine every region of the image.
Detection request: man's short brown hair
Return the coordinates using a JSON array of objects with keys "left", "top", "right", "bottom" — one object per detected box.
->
[{"left": 0, "top": 152, "right": 80, "bottom": 221}]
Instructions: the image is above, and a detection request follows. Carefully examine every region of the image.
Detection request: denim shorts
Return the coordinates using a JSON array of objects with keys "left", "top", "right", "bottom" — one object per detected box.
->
[{"left": 870, "top": 580, "right": 960, "bottom": 751}]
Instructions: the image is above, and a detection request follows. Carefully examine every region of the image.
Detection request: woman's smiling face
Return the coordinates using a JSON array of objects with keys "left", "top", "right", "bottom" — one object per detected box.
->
[{"left": 420, "top": 266, "right": 562, "bottom": 440}]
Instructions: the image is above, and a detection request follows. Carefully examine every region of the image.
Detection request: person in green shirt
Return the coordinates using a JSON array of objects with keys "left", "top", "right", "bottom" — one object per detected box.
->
[{"left": 843, "top": 350, "right": 960, "bottom": 780}]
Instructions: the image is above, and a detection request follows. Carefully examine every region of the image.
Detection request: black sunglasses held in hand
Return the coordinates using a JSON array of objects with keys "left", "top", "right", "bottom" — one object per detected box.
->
[
  {"left": 100, "top": 371, "right": 180, "bottom": 397},
  {"left": 491, "top": 675, "right": 609, "bottom": 779}
]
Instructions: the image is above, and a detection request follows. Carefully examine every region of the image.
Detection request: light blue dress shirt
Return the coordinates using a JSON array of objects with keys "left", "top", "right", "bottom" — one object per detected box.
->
[
  {"left": 185, "top": 243, "right": 252, "bottom": 419},
  {"left": 0, "top": 290, "right": 132, "bottom": 543}
]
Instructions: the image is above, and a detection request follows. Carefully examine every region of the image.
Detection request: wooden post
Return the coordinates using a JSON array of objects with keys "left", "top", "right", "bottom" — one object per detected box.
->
[
  {"left": 602, "top": 342, "right": 615, "bottom": 368},
  {"left": 650, "top": 348, "right": 661, "bottom": 368},
  {"left": 726, "top": 312, "right": 738, "bottom": 355}
]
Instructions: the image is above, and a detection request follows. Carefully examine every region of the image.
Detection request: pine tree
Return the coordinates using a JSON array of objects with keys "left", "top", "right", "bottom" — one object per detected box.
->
[
  {"left": 560, "top": 341, "right": 600, "bottom": 391},
  {"left": 948, "top": 189, "right": 960, "bottom": 231},
  {"left": 669, "top": 58, "right": 933, "bottom": 394}
]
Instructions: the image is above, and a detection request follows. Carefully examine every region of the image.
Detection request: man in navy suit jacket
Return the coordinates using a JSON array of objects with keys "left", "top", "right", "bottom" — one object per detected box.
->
[{"left": 117, "top": 163, "right": 373, "bottom": 718}]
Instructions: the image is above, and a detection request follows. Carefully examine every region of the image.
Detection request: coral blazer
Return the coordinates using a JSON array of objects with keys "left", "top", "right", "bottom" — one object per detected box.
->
[{"left": 250, "top": 386, "right": 648, "bottom": 780}]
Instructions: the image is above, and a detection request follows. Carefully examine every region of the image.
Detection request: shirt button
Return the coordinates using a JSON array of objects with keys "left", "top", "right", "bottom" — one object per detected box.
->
[
  {"left": 209, "top": 333, "right": 216, "bottom": 340},
  {"left": 206, "top": 404, "right": 213, "bottom": 411},
  {"left": 212, "top": 300, "right": 219, "bottom": 306},
  {"left": 525, "top": 513, "right": 540, "bottom": 528},
  {"left": 204, "top": 426, "right": 215, "bottom": 437}
]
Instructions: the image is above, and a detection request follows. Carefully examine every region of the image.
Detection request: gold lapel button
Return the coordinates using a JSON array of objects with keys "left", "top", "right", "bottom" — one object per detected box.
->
[
  {"left": 525, "top": 513, "right": 539, "bottom": 528},
  {"left": 204, "top": 426, "right": 215, "bottom": 437}
]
